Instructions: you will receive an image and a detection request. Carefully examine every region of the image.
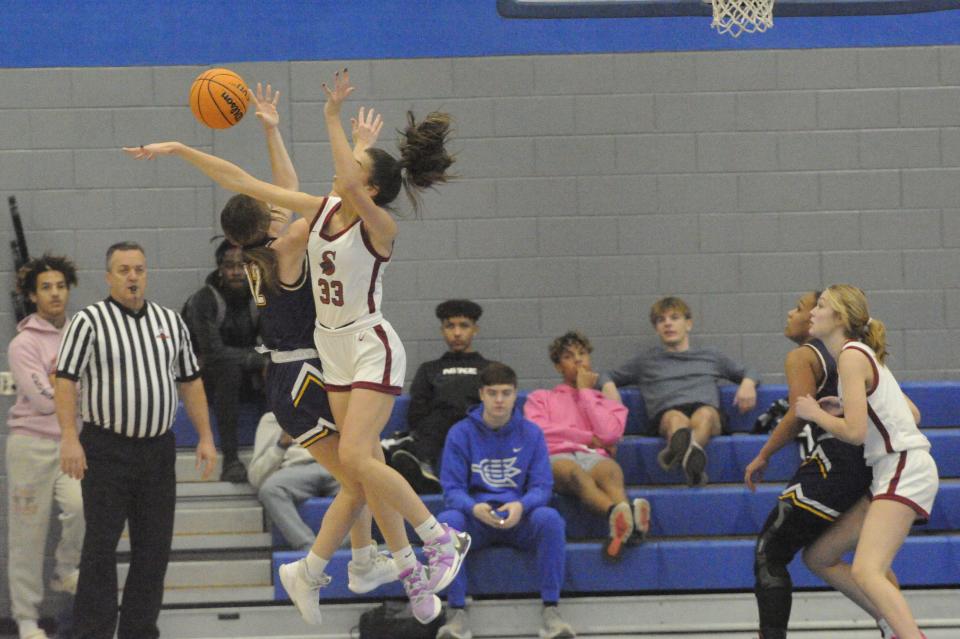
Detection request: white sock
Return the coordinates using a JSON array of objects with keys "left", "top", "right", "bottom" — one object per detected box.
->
[
  {"left": 877, "top": 618, "right": 894, "bottom": 639},
  {"left": 351, "top": 542, "right": 376, "bottom": 566},
  {"left": 18, "top": 619, "right": 40, "bottom": 639},
  {"left": 304, "top": 551, "right": 329, "bottom": 580},
  {"left": 392, "top": 545, "right": 417, "bottom": 572},
  {"left": 414, "top": 516, "right": 444, "bottom": 542}
]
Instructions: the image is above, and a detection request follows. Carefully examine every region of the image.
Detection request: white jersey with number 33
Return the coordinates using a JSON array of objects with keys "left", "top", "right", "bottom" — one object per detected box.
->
[{"left": 307, "top": 196, "right": 390, "bottom": 333}]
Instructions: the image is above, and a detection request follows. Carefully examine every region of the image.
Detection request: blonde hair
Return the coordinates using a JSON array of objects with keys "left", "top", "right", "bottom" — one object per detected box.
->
[{"left": 821, "top": 284, "right": 889, "bottom": 364}]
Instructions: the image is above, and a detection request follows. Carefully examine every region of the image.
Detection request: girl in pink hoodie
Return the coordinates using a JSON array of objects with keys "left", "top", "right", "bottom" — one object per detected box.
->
[{"left": 6, "top": 255, "right": 83, "bottom": 639}]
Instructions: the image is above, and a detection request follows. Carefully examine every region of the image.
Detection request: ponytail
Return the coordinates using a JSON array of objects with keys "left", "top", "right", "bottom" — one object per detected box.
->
[
  {"left": 365, "top": 111, "right": 454, "bottom": 216},
  {"left": 862, "top": 317, "right": 889, "bottom": 365}
]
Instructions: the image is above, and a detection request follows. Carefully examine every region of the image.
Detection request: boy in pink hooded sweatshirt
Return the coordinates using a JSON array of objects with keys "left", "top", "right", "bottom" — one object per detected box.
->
[
  {"left": 6, "top": 255, "right": 84, "bottom": 639},
  {"left": 524, "top": 331, "right": 650, "bottom": 563}
]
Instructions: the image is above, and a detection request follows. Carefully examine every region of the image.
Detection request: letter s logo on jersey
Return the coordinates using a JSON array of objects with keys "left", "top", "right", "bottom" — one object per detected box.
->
[
  {"left": 320, "top": 250, "right": 336, "bottom": 276},
  {"left": 471, "top": 458, "right": 521, "bottom": 488}
]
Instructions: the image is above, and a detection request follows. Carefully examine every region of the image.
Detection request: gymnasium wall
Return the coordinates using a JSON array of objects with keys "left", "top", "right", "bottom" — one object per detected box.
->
[{"left": 2, "top": 2, "right": 960, "bottom": 621}]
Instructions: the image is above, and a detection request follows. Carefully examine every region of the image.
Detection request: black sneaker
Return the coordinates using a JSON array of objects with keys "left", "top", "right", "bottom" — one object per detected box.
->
[
  {"left": 681, "top": 442, "right": 708, "bottom": 487},
  {"left": 657, "top": 427, "right": 692, "bottom": 471},
  {"left": 390, "top": 449, "right": 441, "bottom": 494},
  {"left": 220, "top": 458, "right": 248, "bottom": 483}
]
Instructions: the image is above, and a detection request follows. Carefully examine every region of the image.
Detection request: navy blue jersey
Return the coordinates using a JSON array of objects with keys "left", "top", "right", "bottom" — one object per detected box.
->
[
  {"left": 806, "top": 338, "right": 838, "bottom": 442},
  {"left": 245, "top": 252, "right": 316, "bottom": 352}
]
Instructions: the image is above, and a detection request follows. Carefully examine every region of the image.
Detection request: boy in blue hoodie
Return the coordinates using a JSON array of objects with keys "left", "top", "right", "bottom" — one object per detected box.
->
[{"left": 436, "top": 362, "right": 575, "bottom": 639}]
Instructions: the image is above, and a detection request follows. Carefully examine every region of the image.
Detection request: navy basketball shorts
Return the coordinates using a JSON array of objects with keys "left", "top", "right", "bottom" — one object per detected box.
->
[
  {"left": 778, "top": 438, "right": 872, "bottom": 523},
  {"left": 265, "top": 357, "right": 337, "bottom": 448}
]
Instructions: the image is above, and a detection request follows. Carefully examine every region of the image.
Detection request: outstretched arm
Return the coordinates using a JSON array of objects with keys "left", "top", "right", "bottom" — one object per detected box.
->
[
  {"left": 123, "top": 142, "right": 328, "bottom": 225},
  {"left": 322, "top": 70, "right": 398, "bottom": 250}
]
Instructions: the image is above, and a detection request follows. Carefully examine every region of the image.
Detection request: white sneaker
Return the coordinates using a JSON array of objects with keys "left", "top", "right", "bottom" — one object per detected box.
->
[
  {"left": 50, "top": 568, "right": 79, "bottom": 595},
  {"left": 348, "top": 547, "right": 399, "bottom": 593},
  {"left": 540, "top": 606, "right": 576, "bottom": 639},
  {"left": 278, "top": 558, "right": 330, "bottom": 625}
]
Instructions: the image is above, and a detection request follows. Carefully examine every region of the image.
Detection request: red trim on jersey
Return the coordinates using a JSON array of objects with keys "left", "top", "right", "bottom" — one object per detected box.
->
[
  {"left": 319, "top": 203, "right": 359, "bottom": 241},
  {"left": 325, "top": 383, "right": 353, "bottom": 393},
  {"left": 885, "top": 451, "right": 908, "bottom": 494},
  {"left": 307, "top": 197, "right": 330, "bottom": 233},
  {"left": 372, "top": 324, "right": 392, "bottom": 386},
  {"left": 867, "top": 404, "right": 895, "bottom": 454},
  {"left": 843, "top": 342, "right": 880, "bottom": 396},
  {"left": 359, "top": 223, "right": 393, "bottom": 261},
  {"left": 872, "top": 494, "right": 930, "bottom": 523},
  {"left": 367, "top": 259, "right": 381, "bottom": 314},
  {"left": 352, "top": 381, "right": 402, "bottom": 396}
]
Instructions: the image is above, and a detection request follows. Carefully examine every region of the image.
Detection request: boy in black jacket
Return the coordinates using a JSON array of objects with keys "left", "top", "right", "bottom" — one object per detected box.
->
[{"left": 386, "top": 300, "right": 489, "bottom": 493}]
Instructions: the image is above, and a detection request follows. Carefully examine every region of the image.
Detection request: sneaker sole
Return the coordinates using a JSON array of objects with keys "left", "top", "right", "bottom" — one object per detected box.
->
[
  {"left": 278, "top": 563, "right": 322, "bottom": 625},
  {"left": 603, "top": 508, "right": 632, "bottom": 562},
  {"left": 657, "top": 428, "right": 692, "bottom": 471},
  {"left": 633, "top": 498, "right": 651, "bottom": 542},
  {"left": 414, "top": 593, "right": 443, "bottom": 624},
  {"left": 682, "top": 445, "right": 707, "bottom": 487},
  {"left": 430, "top": 531, "right": 472, "bottom": 593}
]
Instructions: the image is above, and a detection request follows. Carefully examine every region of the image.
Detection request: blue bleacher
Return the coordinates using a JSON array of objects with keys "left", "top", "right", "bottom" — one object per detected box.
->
[
  {"left": 170, "top": 381, "right": 960, "bottom": 447},
  {"left": 164, "top": 380, "right": 960, "bottom": 601}
]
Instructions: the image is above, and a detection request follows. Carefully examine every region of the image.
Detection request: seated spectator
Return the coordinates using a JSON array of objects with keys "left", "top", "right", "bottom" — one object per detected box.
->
[
  {"left": 386, "top": 299, "right": 489, "bottom": 493},
  {"left": 248, "top": 412, "right": 339, "bottom": 552},
  {"left": 604, "top": 296, "right": 759, "bottom": 486},
  {"left": 524, "top": 331, "right": 650, "bottom": 563},
  {"left": 7, "top": 255, "right": 84, "bottom": 639},
  {"left": 183, "top": 239, "right": 267, "bottom": 482},
  {"left": 436, "top": 362, "right": 575, "bottom": 639}
]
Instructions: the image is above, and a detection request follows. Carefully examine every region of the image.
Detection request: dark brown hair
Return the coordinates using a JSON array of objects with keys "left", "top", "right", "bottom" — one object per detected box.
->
[
  {"left": 17, "top": 253, "right": 78, "bottom": 305},
  {"left": 548, "top": 331, "right": 593, "bottom": 364},
  {"left": 219, "top": 194, "right": 284, "bottom": 292},
  {"left": 478, "top": 361, "right": 518, "bottom": 388},
  {"left": 367, "top": 111, "right": 454, "bottom": 215}
]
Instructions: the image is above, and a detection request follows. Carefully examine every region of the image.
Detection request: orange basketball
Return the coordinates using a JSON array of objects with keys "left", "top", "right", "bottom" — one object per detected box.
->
[{"left": 189, "top": 68, "right": 250, "bottom": 129}]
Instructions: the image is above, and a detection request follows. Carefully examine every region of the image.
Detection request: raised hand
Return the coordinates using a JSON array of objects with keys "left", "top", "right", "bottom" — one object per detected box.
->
[
  {"left": 351, "top": 106, "right": 383, "bottom": 150},
  {"left": 321, "top": 68, "right": 354, "bottom": 117},
  {"left": 122, "top": 142, "right": 182, "bottom": 160},
  {"left": 252, "top": 82, "right": 281, "bottom": 129}
]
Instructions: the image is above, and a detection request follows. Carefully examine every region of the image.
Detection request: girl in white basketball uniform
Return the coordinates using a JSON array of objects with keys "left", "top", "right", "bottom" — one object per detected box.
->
[
  {"left": 796, "top": 284, "right": 937, "bottom": 639},
  {"left": 125, "top": 71, "right": 469, "bottom": 625}
]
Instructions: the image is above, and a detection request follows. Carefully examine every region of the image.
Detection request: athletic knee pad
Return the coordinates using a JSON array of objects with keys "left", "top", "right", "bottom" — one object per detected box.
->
[{"left": 754, "top": 501, "right": 798, "bottom": 591}]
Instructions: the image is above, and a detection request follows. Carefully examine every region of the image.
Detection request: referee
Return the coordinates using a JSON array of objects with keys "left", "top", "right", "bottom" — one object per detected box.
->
[{"left": 55, "top": 241, "right": 217, "bottom": 639}]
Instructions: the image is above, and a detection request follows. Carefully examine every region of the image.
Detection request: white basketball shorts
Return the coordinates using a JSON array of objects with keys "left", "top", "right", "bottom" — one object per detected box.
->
[
  {"left": 314, "top": 319, "right": 406, "bottom": 395},
  {"left": 870, "top": 448, "right": 939, "bottom": 523}
]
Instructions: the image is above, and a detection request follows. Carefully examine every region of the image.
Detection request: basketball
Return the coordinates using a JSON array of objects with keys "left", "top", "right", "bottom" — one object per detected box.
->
[{"left": 189, "top": 68, "right": 250, "bottom": 129}]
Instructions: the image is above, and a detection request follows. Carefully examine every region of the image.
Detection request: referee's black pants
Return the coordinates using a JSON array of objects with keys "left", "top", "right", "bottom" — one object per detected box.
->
[{"left": 73, "top": 426, "right": 176, "bottom": 639}]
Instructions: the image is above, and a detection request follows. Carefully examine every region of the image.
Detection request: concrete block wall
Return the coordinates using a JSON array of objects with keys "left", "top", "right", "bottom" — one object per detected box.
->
[{"left": 2, "top": 46, "right": 960, "bottom": 618}]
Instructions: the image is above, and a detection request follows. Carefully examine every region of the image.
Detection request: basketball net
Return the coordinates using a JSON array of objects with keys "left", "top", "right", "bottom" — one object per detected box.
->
[{"left": 708, "top": 0, "right": 774, "bottom": 37}]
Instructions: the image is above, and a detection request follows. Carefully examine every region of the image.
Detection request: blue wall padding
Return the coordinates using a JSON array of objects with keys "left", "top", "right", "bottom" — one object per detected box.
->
[
  {"left": 4, "top": 2, "right": 960, "bottom": 68},
  {"left": 289, "top": 480, "right": 960, "bottom": 547}
]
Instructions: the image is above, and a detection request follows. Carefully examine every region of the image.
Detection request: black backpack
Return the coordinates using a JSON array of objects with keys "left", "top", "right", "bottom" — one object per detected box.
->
[{"left": 356, "top": 601, "right": 445, "bottom": 639}]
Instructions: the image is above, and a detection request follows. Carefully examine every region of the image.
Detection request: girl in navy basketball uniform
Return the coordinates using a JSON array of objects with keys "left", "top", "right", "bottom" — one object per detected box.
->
[
  {"left": 125, "top": 71, "right": 468, "bottom": 625},
  {"left": 744, "top": 291, "right": 894, "bottom": 639},
  {"left": 796, "top": 284, "right": 936, "bottom": 639}
]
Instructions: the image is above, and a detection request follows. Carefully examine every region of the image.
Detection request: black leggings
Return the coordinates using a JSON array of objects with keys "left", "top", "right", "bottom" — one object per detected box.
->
[{"left": 754, "top": 499, "right": 833, "bottom": 638}]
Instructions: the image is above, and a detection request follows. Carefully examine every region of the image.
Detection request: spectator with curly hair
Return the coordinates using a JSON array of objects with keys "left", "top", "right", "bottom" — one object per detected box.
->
[
  {"left": 524, "top": 331, "right": 650, "bottom": 563},
  {"left": 7, "top": 254, "right": 83, "bottom": 639}
]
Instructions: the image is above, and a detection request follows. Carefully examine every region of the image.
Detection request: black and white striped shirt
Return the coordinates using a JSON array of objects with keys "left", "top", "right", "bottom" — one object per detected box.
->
[{"left": 56, "top": 297, "right": 200, "bottom": 438}]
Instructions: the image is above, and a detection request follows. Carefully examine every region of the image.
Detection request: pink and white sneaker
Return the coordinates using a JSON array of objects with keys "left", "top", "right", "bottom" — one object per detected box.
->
[
  {"left": 423, "top": 524, "right": 471, "bottom": 593},
  {"left": 399, "top": 562, "right": 442, "bottom": 624}
]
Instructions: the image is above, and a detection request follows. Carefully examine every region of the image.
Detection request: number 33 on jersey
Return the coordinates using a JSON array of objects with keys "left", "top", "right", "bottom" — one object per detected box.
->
[{"left": 308, "top": 197, "right": 391, "bottom": 331}]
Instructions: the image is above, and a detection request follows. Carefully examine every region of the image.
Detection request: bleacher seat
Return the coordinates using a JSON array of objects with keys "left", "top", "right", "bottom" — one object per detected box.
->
[{"left": 167, "top": 380, "right": 959, "bottom": 602}]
